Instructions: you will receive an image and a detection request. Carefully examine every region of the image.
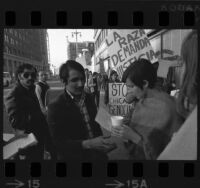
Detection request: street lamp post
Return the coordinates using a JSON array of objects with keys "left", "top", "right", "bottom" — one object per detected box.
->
[
  {"left": 51, "top": 64, "right": 56, "bottom": 76},
  {"left": 72, "top": 30, "right": 81, "bottom": 58}
]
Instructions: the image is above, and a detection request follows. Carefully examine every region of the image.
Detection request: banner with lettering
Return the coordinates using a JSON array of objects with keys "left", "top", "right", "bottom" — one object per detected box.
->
[
  {"left": 108, "top": 83, "right": 133, "bottom": 116},
  {"left": 106, "top": 29, "right": 157, "bottom": 79}
]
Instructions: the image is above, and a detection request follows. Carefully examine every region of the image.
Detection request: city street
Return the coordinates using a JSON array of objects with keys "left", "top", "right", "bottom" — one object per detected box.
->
[{"left": 3, "top": 79, "right": 129, "bottom": 160}]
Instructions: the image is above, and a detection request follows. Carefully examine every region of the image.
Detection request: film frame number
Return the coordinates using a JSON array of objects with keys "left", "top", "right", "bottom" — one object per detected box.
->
[
  {"left": 127, "top": 179, "right": 148, "bottom": 188},
  {"left": 28, "top": 180, "right": 40, "bottom": 188}
]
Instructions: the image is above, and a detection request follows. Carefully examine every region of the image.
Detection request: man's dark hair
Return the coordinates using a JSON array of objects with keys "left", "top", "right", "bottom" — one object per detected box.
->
[
  {"left": 16, "top": 63, "right": 37, "bottom": 82},
  {"left": 122, "top": 58, "right": 157, "bottom": 89},
  {"left": 59, "top": 60, "right": 85, "bottom": 84}
]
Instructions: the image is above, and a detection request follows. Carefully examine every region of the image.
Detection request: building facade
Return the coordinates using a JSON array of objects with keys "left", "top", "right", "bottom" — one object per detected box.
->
[
  {"left": 93, "top": 29, "right": 192, "bottom": 88},
  {"left": 3, "top": 29, "right": 50, "bottom": 78},
  {"left": 93, "top": 29, "right": 110, "bottom": 74},
  {"left": 147, "top": 29, "right": 192, "bottom": 88},
  {"left": 67, "top": 41, "right": 94, "bottom": 62}
]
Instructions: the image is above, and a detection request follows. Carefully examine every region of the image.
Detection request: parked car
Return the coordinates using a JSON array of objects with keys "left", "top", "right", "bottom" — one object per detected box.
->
[{"left": 3, "top": 72, "right": 12, "bottom": 87}]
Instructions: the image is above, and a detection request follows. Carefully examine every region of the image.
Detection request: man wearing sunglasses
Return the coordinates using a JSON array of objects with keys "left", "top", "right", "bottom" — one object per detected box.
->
[{"left": 4, "top": 63, "right": 54, "bottom": 160}]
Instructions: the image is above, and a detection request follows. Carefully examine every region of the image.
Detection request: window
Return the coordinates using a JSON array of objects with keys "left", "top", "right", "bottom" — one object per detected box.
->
[
  {"left": 10, "top": 38, "right": 14, "bottom": 45},
  {"left": 150, "top": 35, "right": 161, "bottom": 56},
  {"left": 9, "top": 29, "right": 13, "bottom": 34},
  {"left": 8, "top": 47, "right": 11, "bottom": 54},
  {"left": 14, "top": 30, "right": 17, "bottom": 37},
  {"left": 4, "top": 46, "right": 8, "bottom": 53},
  {"left": 13, "top": 49, "right": 17, "bottom": 55},
  {"left": 4, "top": 35, "right": 9, "bottom": 42}
]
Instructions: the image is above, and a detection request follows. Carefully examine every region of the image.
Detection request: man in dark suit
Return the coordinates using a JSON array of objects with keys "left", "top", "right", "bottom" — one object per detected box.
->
[
  {"left": 47, "top": 60, "right": 116, "bottom": 160},
  {"left": 4, "top": 63, "right": 54, "bottom": 160}
]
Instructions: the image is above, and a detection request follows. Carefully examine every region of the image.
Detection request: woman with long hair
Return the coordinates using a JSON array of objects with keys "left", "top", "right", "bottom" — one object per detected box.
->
[{"left": 158, "top": 30, "right": 197, "bottom": 160}]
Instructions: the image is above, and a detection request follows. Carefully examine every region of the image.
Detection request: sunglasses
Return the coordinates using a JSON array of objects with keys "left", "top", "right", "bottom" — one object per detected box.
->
[{"left": 22, "top": 72, "right": 36, "bottom": 79}]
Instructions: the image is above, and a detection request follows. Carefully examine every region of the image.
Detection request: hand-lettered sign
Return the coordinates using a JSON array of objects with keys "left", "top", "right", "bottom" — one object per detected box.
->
[
  {"left": 106, "top": 29, "right": 157, "bottom": 78},
  {"left": 108, "top": 83, "right": 132, "bottom": 116}
]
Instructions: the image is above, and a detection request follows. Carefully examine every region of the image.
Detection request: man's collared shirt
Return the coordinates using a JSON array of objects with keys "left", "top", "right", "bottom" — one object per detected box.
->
[
  {"left": 66, "top": 89, "right": 74, "bottom": 100},
  {"left": 65, "top": 88, "right": 94, "bottom": 139}
]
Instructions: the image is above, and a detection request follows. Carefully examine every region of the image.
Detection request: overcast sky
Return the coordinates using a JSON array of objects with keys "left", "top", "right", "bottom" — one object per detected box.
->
[{"left": 48, "top": 29, "right": 94, "bottom": 69}]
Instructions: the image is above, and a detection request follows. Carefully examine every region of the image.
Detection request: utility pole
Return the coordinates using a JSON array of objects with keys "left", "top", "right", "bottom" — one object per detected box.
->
[{"left": 72, "top": 30, "right": 81, "bottom": 58}]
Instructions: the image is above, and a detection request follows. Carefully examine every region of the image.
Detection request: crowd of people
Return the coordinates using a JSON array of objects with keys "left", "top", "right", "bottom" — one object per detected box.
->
[{"left": 3, "top": 30, "right": 197, "bottom": 160}]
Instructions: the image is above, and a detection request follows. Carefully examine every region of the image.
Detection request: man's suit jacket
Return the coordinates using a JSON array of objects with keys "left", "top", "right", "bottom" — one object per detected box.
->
[
  {"left": 47, "top": 90, "right": 107, "bottom": 160},
  {"left": 4, "top": 82, "right": 54, "bottom": 159}
]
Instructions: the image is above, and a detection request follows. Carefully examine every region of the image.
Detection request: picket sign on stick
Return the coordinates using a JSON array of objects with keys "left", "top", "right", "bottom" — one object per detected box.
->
[
  {"left": 108, "top": 83, "right": 132, "bottom": 116},
  {"left": 105, "top": 29, "right": 158, "bottom": 79}
]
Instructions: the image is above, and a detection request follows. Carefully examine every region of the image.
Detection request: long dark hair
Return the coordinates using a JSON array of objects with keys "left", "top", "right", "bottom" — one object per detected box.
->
[{"left": 177, "top": 30, "right": 197, "bottom": 119}]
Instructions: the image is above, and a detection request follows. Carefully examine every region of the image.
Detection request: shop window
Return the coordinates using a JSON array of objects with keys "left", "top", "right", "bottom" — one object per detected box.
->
[{"left": 150, "top": 35, "right": 161, "bottom": 57}]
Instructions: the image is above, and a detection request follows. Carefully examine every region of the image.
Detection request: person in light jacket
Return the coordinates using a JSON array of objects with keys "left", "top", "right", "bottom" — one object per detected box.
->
[{"left": 111, "top": 59, "right": 183, "bottom": 159}]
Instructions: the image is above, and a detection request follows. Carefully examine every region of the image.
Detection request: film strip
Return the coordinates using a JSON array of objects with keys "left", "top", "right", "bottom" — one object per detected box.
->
[{"left": 1, "top": 0, "right": 200, "bottom": 188}]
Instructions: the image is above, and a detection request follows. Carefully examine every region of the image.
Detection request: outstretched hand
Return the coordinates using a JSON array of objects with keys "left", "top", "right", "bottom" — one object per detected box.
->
[
  {"left": 111, "top": 125, "right": 141, "bottom": 144},
  {"left": 82, "top": 136, "right": 117, "bottom": 153}
]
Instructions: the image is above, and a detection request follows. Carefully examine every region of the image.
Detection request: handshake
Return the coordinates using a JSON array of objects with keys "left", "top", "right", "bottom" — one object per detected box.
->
[{"left": 82, "top": 136, "right": 117, "bottom": 153}]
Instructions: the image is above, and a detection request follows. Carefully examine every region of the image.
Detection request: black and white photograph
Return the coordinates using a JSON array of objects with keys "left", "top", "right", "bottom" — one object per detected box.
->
[{"left": 3, "top": 29, "right": 197, "bottom": 161}]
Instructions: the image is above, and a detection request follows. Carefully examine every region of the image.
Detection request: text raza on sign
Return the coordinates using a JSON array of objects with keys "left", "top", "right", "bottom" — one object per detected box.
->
[{"left": 106, "top": 29, "right": 157, "bottom": 78}]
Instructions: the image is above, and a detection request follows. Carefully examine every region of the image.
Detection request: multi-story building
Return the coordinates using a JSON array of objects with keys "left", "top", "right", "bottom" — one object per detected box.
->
[
  {"left": 3, "top": 29, "right": 50, "bottom": 78},
  {"left": 94, "top": 29, "right": 192, "bottom": 88},
  {"left": 67, "top": 41, "right": 94, "bottom": 62},
  {"left": 93, "top": 29, "right": 110, "bottom": 74}
]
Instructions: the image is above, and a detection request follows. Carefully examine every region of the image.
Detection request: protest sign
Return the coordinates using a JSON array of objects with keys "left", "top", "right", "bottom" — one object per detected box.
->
[
  {"left": 108, "top": 83, "right": 132, "bottom": 116},
  {"left": 106, "top": 29, "right": 157, "bottom": 79}
]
